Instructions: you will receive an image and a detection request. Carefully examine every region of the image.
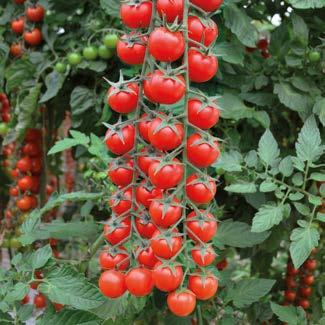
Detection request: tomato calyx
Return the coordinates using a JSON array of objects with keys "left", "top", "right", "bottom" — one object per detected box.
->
[
  {"left": 188, "top": 132, "right": 220, "bottom": 152},
  {"left": 123, "top": 0, "right": 149, "bottom": 7},
  {"left": 187, "top": 173, "right": 217, "bottom": 193},
  {"left": 120, "top": 33, "right": 147, "bottom": 48}
]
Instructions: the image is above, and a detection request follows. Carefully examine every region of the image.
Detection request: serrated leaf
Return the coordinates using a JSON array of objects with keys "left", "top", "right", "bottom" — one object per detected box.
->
[
  {"left": 219, "top": 93, "right": 252, "bottom": 120},
  {"left": 17, "top": 304, "right": 34, "bottom": 322},
  {"left": 48, "top": 138, "right": 81, "bottom": 155},
  {"left": 225, "top": 182, "right": 256, "bottom": 193},
  {"left": 223, "top": 4, "right": 258, "bottom": 47},
  {"left": 259, "top": 181, "right": 277, "bottom": 192},
  {"left": 99, "top": 0, "right": 120, "bottom": 17},
  {"left": 295, "top": 115, "right": 323, "bottom": 162},
  {"left": 290, "top": 226, "right": 320, "bottom": 268},
  {"left": 279, "top": 156, "right": 294, "bottom": 177},
  {"left": 70, "top": 130, "right": 90, "bottom": 145},
  {"left": 313, "top": 97, "right": 325, "bottom": 126},
  {"left": 31, "top": 244, "right": 52, "bottom": 269},
  {"left": 308, "top": 195, "right": 322, "bottom": 206},
  {"left": 258, "top": 129, "right": 279, "bottom": 166},
  {"left": 287, "top": 0, "right": 325, "bottom": 9},
  {"left": 39, "top": 265, "right": 105, "bottom": 310},
  {"left": 214, "top": 41, "right": 245, "bottom": 65},
  {"left": 289, "top": 192, "right": 304, "bottom": 201},
  {"left": 310, "top": 172, "right": 325, "bottom": 182},
  {"left": 292, "top": 173, "right": 304, "bottom": 186},
  {"left": 88, "top": 133, "right": 110, "bottom": 163},
  {"left": 215, "top": 219, "right": 269, "bottom": 248},
  {"left": 226, "top": 279, "right": 275, "bottom": 308},
  {"left": 40, "top": 71, "right": 66, "bottom": 103},
  {"left": 293, "top": 203, "right": 310, "bottom": 216},
  {"left": 214, "top": 150, "right": 242, "bottom": 172},
  {"left": 252, "top": 204, "right": 284, "bottom": 232},
  {"left": 4, "top": 283, "right": 29, "bottom": 303},
  {"left": 291, "top": 13, "right": 309, "bottom": 46},
  {"left": 245, "top": 150, "right": 258, "bottom": 168},
  {"left": 271, "top": 303, "right": 307, "bottom": 325}
]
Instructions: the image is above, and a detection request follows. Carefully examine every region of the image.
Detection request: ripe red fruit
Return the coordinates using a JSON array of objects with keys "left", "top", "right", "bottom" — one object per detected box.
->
[
  {"left": 16, "top": 156, "right": 32, "bottom": 172},
  {"left": 136, "top": 182, "right": 163, "bottom": 208},
  {"left": 109, "top": 188, "right": 132, "bottom": 215},
  {"left": 157, "top": 0, "right": 184, "bottom": 23},
  {"left": 261, "top": 50, "right": 271, "bottom": 59},
  {"left": 24, "top": 28, "right": 43, "bottom": 46},
  {"left": 25, "top": 129, "right": 42, "bottom": 141},
  {"left": 188, "top": 49, "right": 218, "bottom": 83},
  {"left": 135, "top": 214, "right": 158, "bottom": 239},
  {"left": 167, "top": 290, "right": 196, "bottom": 317},
  {"left": 190, "top": 0, "right": 223, "bottom": 12},
  {"left": 16, "top": 195, "right": 35, "bottom": 211},
  {"left": 257, "top": 38, "right": 269, "bottom": 50},
  {"left": 191, "top": 245, "right": 216, "bottom": 267},
  {"left": 151, "top": 229, "right": 183, "bottom": 259},
  {"left": 284, "top": 290, "right": 296, "bottom": 302},
  {"left": 137, "top": 246, "right": 159, "bottom": 268},
  {"left": 21, "top": 295, "right": 29, "bottom": 304},
  {"left": 285, "top": 276, "right": 297, "bottom": 289},
  {"left": 103, "top": 217, "right": 131, "bottom": 245},
  {"left": 99, "top": 270, "right": 127, "bottom": 298},
  {"left": 53, "top": 303, "right": 64, "bottom": 311},
  {"left": 108, "top": 159, "right": 134, "bottom": 187},
  {"left": 138, "top": 147, "right": 160, "bottom": 175},
  {"left": 186, "top": 174, "right": 217, "bottom": 204},
  {"left": 99, "top": 247, "right": 129, "bottom": 271},
  {"left": 18, "top": 175, "right": 34, "bottom": 192},
  {"left": 149, "top": 27, "right": 185, "bottom": 62},
  {"left": 9, "top": 186, "right": 19, "bottom": 197},
  {"left": 216, "top": 259, "right": 228, "bottom": 271},
  {"left": 301, "top": 275, "right": 314, "bottom": 286},
  {"left": 117, "top": 34, "right": 147, "bottom": 65},
  {"left": 10, "top": 43, "right": 23, "bottom": 57},
  {"left": 303, "top": 259, "right": 317, "bottom": 271},
  {"left": 188, "top": 99, "right": 220, "bottom": 129},
  {"left": 125, "top": 268, "right": 154, "bottom": 297},
  {"left": 108, "top": 83, "right": 139, "bottom": 114},
  {"left": 153, "top": 262, "right": 183, "bottom": 292},
  {"left": 299, "top": 287, "right": 312, "bottom": 298},
  {"left": 34, "top": 293, "right": 46, "bottom": 308},
  {"left": 297, "top": 299, "right": 310, "bottom": 310},
  {"left": 188, "top": 274, "right": 218, "bottom": 300},
  {"left": 26, "top": 5, "right": 45, "bottom": 22},
  {"left": 287, "top": 263, "right": 299, "bottom": 276},
  {"left": 11, "top": 17, "right": 24, "bottom": 34},
  {"left": 120, "top": 1, "right": 152, "bottom": 29},
  {"left": 105, "top": 124, "right": 135, "bottom": 155},
  {"left": 22, "top": 141, "right": 41, "bottom": 156},
  {"left": 188, "top": 16, "right": 218, "bottom": 47}
]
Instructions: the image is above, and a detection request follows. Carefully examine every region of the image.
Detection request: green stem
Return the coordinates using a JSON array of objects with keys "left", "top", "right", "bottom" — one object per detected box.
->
[
  {"left": 303, "top": 162, "right": 309, "bottom": 190},
  {"left": 197, "top": 305, "right": 203, "bottom": 325},
  {"left": 88, "top": 232, "right": 105, "bottom": 260}
]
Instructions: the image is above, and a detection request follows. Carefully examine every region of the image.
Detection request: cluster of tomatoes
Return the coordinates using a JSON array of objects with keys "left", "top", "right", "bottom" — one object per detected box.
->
[
  {"left": 10, "top": 1, "right": 45, "bottom": 57},
  {"left": 0, "top": 93, "right": 11, "bottom": 132},
  {"left": 246, "top": 37, "right": 271, "bottom": 59},
  {"left": 98, "top": 0, "right": 223, "bottom": 318},
  {"left": 284, "top": 252, "right": 317, "bottom": 311}
]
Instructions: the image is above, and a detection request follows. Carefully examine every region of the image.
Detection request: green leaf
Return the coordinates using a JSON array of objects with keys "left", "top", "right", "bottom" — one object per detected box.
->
[
  {"left": 4, "top": 283, "right": 29, "bottom": 303},
  {"left": 88, "top": 133, "right": 110, "bottom": 163},
  {"left": 214, "top": 41, "right": 245, "bottom": 65},
  {"left": 295, "top": 115, "right": 324, "bottom": 163},
  {"left": 225, "top": 182, "right": 256, "bottom": 193},
  {"left": 214, "top": 150, "right": 242, "bottom": 172},
  {"left": 293, "top": 203, "right": 310, "bottom": 216},
  {"left": 317, "top": 212, "right": 325, "bottom": 222},
  {"left": 271, "top": 303, "right": 307, "bottom": 325},
  {"left": 17, "top": 304, "right": 34, "bottom": 322},
  {"left": 223, "top": 4, "right": 258, "bottom": 47},
  {"left": 288, "top": 192, "right": 304, "bottom": 201},
  {"left": 287, "top": 0, "right": 325, "bottom": 9},
  {"left": 279, "top": 156, "right": 294, "bottom": 177},
  {"left": 48, "top": 138, "right": 81, "bottom": 155},
  {"left": 245, "top": 150, "right": 258, "bottom": 168},
  {"left": 31, "top": 245, "right": 52, "bottom": 269},
  {"left": 40, "top": 71, "right": 66, "bottom": 103},
  {"left": 38, "top": 309, "right": 102, "bottom": 325},
  {"left": 274, "top": 82, "right": 313, "bottom": 112},
  {"left": 216, "top": 220, "right": 269, "bottom": 248},
  {"left": 313, "top": 97, "right": 325, "bottom": 126},
  {"left": 39, "top": 265, "right": 105, "bottom": 310},
  {"left": 99, "top": 0, "right": 120, "bottom": 17},
  {"left": 226, "top": 279, "right": 275, "bottom": 308},
  {"left": 308, "top": 195, "right": 322, "bottom": 206},
  {"left": 290, "top": 226, "right": 320, "bottom": 268},
  {"left": 70, "top": 130, "right": 90, "bottom": 145},
  {"left": 292, "top": 172, "right": 304, "bottom": 186},
  {"left": 252, "top": 204, "right": 284, "bottom": 232},
  {"left": 310, "top": 172, "right": 325, "bottom": 182},
  {"left": 219, "top": 93, "right": 252, "bottom": 120},
  {"left": 291, "top": 13, "right": 309, "bottom": 46},
  {"left": 258, "top": 130, "right": 279, "bottom": 166},
  {"left": 240, "top": 92, "right": 276, "bottom": 108},
  {"left": 259, "top": 181, "right": 277, "bottom": 192}
]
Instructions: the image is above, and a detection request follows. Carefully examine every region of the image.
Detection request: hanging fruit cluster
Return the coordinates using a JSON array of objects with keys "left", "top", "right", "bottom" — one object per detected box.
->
[
  {"left": 98, "top": 0, "right": 223, "bottom": 317},
  {"left": 10, "top": 1, "right": 45, "bottom": 57},
  {"left": 283, "top": 250, "right": 318, "bottom": 311},
  {"left": 0, "top": 93, "right": 11, "bottom": 133}
]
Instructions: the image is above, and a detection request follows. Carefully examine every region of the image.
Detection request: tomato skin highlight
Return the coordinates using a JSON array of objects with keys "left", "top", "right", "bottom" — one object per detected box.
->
[
  {"left": 120, "top": 1, "right": 152, "bottom": 29},
  {"left": 188, "top": 274, "right": 218, "bottom": 300},
  {"left": 99, "top": 270, "right": 127, "bottom": 298},
  {"left": 143, "top": 70, "right": 185, "bottom": 105},
  {"left": 148, "top": 117, "right": 184, "bottom": 151},
  {"left": 153, "top": 262, "right": 183, "bottom": 292},
  {"left": 190, "top": 0, "right": 224, "bottom": 12},
  {"left": 148, "top": 158, "right": 184, "bottom": 189},
  {"left": 167, "top": 290, "right": 196, "bottom": 317},
  {"left": 125, "top": 268, "right": 154, "bottom": 297},
  {"left": 149, "top": 27, "right": 185, "bottom": 62},
  {"left": 301, "top": 275, "right": 314, "bottom": 286},
  {"left": 187, "top": 133, "right": 220, "bottom": 168},
  {"left": 117, "top": 35, "right": 147, "bottom": 65},
  {"left": 105, "top": 125, "right": 135, "bottom": 155},
  {"left": 186, "top": 210, "right": 218, "bottom": 242},
  {"left": 188, "top": 16, "right": 218, "bottom": 47},
  {"left": 108, "top": 83, "right": 139, "bottom": 114},
  {"left": 188, "top": 49, "right": 218, "bottom": 83},
  {"left": 157, "top": 0, "right": 184, "bottom": 23},
  {"left": 11, "top": 17, "right": 24, "bottom": 34},
  {"left": 186, "top": 174, "right": 217, "bottom": 204},
  {"left": 188, "top": 99, "right": 220, "bottom": 129}
]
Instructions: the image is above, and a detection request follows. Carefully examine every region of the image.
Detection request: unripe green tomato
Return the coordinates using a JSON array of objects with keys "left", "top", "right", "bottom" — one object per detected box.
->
[
  {"left": 103, "top": 34, "right": 118, "bottom": 49},
  {"left": 308, "top": 50, "right": 321, "bottom": 62},
  {"left": 55, "top": 62, "right": 67, "bottom": 73},
  {"left": 89, "top": 19, "right": 103, "bottom": 31},
  {"left": 83, "top": 46, "right": 98, "bottom": 60},
  {"left": 0, "top": 122, "right": 8, "bottom": 136},
  {"left": 98, "top": 45, "right": 113, "bottom": 59},
  {"left": 10, "top": 237, "right": 22, "bottom": 249},
  {"left": 67, "top": 52, "right": 82, "bottom": 66}
]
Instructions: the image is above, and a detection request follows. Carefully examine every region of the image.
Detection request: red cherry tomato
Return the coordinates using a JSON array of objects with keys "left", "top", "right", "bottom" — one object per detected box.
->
[
  {"left": 301, "top": 275, "right": 314, "bottom": 286},
  {"left": 188, "top": 98, "right": 220, "bottom": 129},
  {"left": 125, "top": 268, "right": 154, "bottom": 297},
  {"left": 286, "top": 263, "right": 299, "bottom": 276},
  {"left": 26, "top": 5, "right": 45, "bottom": 22},
  {"left": 22, "top": 141, "right": 41, "bottom": 156},
  {"left": 151, "top": 229, "right": 182, "bottom": 259},
  {"left": 16, "top": 195, "right": 35, "bottom": 211},
  {"left": 17, "top": 175, "right": 34, "bottom": 192},
  {"left": 149, "top": 197, "right": 182, "bottom": 228},
  {"left": 138, "top": 147, "right": 160, "bottom": 175},
  {"left": 188, "top": 274, "right": 218, "bottom": 300},
  {"left": 297, "top": 299, "right": 310, "bottom": 310},
  {"left": 149, "top": 27, "right": 185, "bottom": 62},
  {"left": 191, "top": 245, "right": 216, "bottom": 267},
  {"left": 284, "top": 290, "right": 296, "bottom": 302},
  {"left": 143, "top": 70, "right": 185, "bottom": 104},
  {"left": 135, "top": 214, "right": 158, "bottom": 239},
  {"left": 136, "top": 182, "right": 163, "bottom": 208},
  {"left": 108, "top": 158, "right": 134, "bottom": 187},
  {"left": 9, "top": 186, "right": 19, "bottom": 197},
  {"left": 11, "top": 17, "right": 24, "bottom": 34},
  {"left": 105, "top": 124, "right": 135, "bottom": 155},
  {"left": 303, "top": 259, "right": 317, "bottom": 271},
  {"left": 109, "top": 188, "right": 132, "bottom": 215},
  {"left": 108, "top": 83, "right": 139, "bottom": 114},
  {"left": 257, "top": 38, "right": 269, "bottom": 50},
  {"left": 216, "top": 259, "right": 228, "bottom": 271},
  {"left": 299, "top": 287, "right": 312, "bottom": 298},
  {"left": 99, "top": 270, "right": 127, "bottom": 298},
  {"left": 99, "top": 247, "right": 129, "bottom": 271},
  {"left": 120, "top": 1, "right": 152, "bottom": 29},
  {"left": 186, "top": 174, "right": 216, "bottom": 204},
  {"left": 25, "top": 128, "right": 42, "bottom": 141},
  {"left": 153, "top": 262, "right": 183, "bottom": 292},
  {"left": 188, "top": 16, "right": 218, "bottom": 47},
  {"left": 285, "top": 276, "right": 297, "bottom": 289},
  {"left": 137, "top": 246, "right": 159, "bottom": 268},
  {"left": 24, "top": 28, "right": 43, "bottom": 46},
  {"left": 16, "top": 156, "right": 32, "bottom": 172},
  {"left": 157, "top": 0, "right": 184, "bottom": 23},
  {"left": 21, "top": 295, "right": 29, "bottom": 304},
  {"left": 188, "top": 49, "right": 218, "bottom": 83},
  {"left": 186, "top": 210, "right": 218, "bottom": 242},
  {"left": 34, "top": 293, "right": 46, "bottom": 308},
  {"left": 187, "top": 133, "right": 220, "bottom": 168},
  {"left": 117, "top": 34, "right": 147, "bottom": 65},
  {"left": 190, "top": 0, "right": 223, "bottom": 12},
  {"left": 103, "top": 217, "right": 131, "bottom": 245},
  {"left": 167, "top": 290, "right": 196, "bottom": 317},
  {"left": 138, "top": 113, "right": 152, "bottom": 142},
  {"left": 149, "top": 158, "right": 184, "bottom": 189}
]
